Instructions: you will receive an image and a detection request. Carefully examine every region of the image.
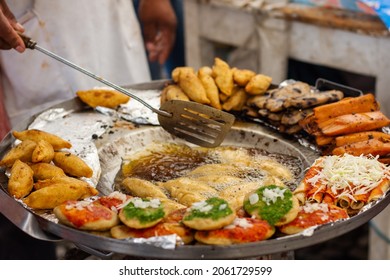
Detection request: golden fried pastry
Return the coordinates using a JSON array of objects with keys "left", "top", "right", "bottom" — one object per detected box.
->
[
  {"left": 53, "top": 151, "right": 93, "bottom": 178},
  {"left": 54, "top": 200, "right": 119, "bottom": 231},
  {"left": 0, "top": 139, "right": 36, "bottom": 167},
  {"left": 232, "top": 68, "right": 256, "bottom": 87},
  {"left": 8, "top": 159, "right": 34, "bottom": 199},
  {"left": 12, "top": 129, "right": 71, "bottom": 151},
  {"left": 245, "top": 74, "right": 272, "bottom": 95},
  {"left": 194, "top": 217, "right": 275, "bottom": 245},
  {"left": 33, "top": 176, "right": 91, "bottom": 190},
  {"left": 29, "top": 162, "right": 66, "bottom": 181},
  {"left": 31, "top": 139, "right": 54, "bottom": 163},
  {"left": 243, "top": 185, "right": 299, "bottom": 226},
  {"left": 160, "top": 84, "right": 189, "bottom": 104},
  {"left": 171, "top": 66, "right": 195, "bottom": 83},
  {"left": 178, "top": 71, "right": 210, "bottom": 104},
  {"left": 76, "top": 88, "right": 130, "bottom": 108},
  {"left": 182, "top": 197, "right": 236, "bottom": 230},
  {"left": 118, "top": 197, "right": 165, "bottom": 229},
  {"left": 23, "top": 183, "right": 98, "bottom": 209},
  {"left": 222, "top": 87, "right": 247, "bottom": 111},
  {"left": 158, "top": 197, "right": 187, "bottom": 215},
  {"left": 198, "top": 66, "right": 222, "bottom": 110},
  {"left": 161, "top": 177, "right": 218, "bottom": 207},
  {"left": 212, "top": 57, "right": 234, "bottom": 96},
  {"left": 121, "top": 177, "right": 167, "bottom": 199}
]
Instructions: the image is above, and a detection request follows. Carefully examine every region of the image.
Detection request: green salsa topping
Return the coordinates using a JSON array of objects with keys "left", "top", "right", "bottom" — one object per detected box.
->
[
  {"left": 122, "top": 198, "right": 165, "bottom": 224},
  {"left": 184, "top": 197, "right": 233, "bottom": 221},
  {"left": 243, "top": 185, "right": 293, "bottom": 225}
]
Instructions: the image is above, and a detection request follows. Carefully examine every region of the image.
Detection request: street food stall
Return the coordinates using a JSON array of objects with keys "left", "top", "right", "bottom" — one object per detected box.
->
[{"left": 0, "top": 0, "right": 390, "bottom": 260}]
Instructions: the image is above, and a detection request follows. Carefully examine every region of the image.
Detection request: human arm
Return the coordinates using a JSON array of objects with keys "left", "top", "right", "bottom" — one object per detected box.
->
[
  {"left": 138, "top": 0, "right": 177, "bottom": 65},
  {"left": 0, "top": 0, "right": 25, "bottom": 52}
]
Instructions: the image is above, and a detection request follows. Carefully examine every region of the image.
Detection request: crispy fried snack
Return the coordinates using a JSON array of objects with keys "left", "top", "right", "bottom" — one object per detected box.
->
[
  {"left": 212, "top": 57, "right": 234, "bottom": 96},
  {"left": 198, "top": 66, "right": 222, "bottom": 110},
  {"left": 232, "top": 68, "right": 256, "bottom": 87},
  {"left": 53, "top": 152, "right": 93, "bottom": 178},
  {"left": 12, "top": 129, "right": 71, "bottom": 151},
  {"left": 76, "top": 88, "right": 130, "bottom": 108},
  {"left": 33, "top": 176, "right": 92, "bottom": 190},
  {"left": 121, "top": 177, "right": 168, "bottom": 199},
  {"left": 245, "top": 74, "right": 272, "bottom": 95},
  {"left": 171, "top": 66, "right": 195, "bottom": 83},
  {"left": 8, "top": 160, "right": 34, "bottom": 199},
  {"left": 23, "top": 184, "right": 98, "bottom": 209},
  {"left": 29, "top": 162, "right": 66, "bottom": 182},
  {"left": 160, "top": 84, "right": 189, "bottom": 104},
  {"left": 31, "top": 139, "right": 54, "bottom": 163},
  {"left": 178, "top": 71, "right": 210, "bottom": 104},
  {"left": 222, "top": 87, "right": 247, "bottom": 111},
  {"left": 0, "top": 139, "right": 37, "bottom": 167}
]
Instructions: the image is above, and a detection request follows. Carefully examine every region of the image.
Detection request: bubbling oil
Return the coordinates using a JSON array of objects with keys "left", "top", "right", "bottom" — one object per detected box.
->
[{"left": 119, "top": 143, "right": 303, "bottom": 187}]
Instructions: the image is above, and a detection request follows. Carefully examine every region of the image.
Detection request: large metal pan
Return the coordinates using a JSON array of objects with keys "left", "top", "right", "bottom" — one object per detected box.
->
[{"left": 1, "top": 80, "right": 389, "bottom": 259}]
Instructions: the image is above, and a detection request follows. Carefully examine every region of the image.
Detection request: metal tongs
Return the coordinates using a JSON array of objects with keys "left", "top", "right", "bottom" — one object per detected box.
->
[{"left": 19, "top": 34, "right": 235, "bottom": 148}]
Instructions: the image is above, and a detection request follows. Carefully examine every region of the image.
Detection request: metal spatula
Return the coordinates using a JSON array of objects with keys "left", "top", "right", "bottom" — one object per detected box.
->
[{"left": 19, "top": 34, "right": 235, "bottom": 148}]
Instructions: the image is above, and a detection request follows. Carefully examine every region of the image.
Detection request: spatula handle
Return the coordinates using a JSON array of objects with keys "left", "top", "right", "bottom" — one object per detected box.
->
[{"left": 18, "top": 33, "right": 172, "bottom": 118}]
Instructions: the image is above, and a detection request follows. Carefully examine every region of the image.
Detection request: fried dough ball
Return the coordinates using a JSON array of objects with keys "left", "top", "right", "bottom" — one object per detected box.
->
[
  {"left": 212, "top": 57, "right": 234, "bottom": 96},
  {"left": 12, "top": 129, "right": 71, "bottom": 151},
  {"left": 198, "top": 66, "right": 222, "bottom": 110},
  {"left": 245, "top": 74, "right": 272, "bottom": 95},
  {"left": 76, "top": 88, "right": 130, "bottom": 108},
  {"left": 8, "top": 159, "right": 34, "bottom": 199},
  {"left": 52, "top": 151, "right": 93, "bottom": 178},
  {"left": 0, "top": 139, "right": 37, "bottom": 168}
]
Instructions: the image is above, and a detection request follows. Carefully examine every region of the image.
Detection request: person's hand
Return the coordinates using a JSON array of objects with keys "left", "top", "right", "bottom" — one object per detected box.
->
[
  {"left": 0, "top": 0, "right": 25, "bottom": 52},
  {"left": 138, "top": 0, "right": 177, "bottom": 65}
]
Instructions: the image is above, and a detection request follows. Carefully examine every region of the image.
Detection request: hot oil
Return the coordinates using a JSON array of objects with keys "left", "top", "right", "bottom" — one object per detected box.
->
[{"left": 118, "top": 143, "right": 303, "bottom": 187}]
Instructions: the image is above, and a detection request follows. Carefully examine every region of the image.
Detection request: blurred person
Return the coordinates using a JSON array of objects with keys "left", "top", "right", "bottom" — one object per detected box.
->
[
  {"left": 0, "top": 0, "right": 177, "bottom": 259},
  {"left": 134, "top": 0, "right": 185, "bottom": 79},
  {"left": 0, "top": 0, "right": 177, "bottom": 138}
]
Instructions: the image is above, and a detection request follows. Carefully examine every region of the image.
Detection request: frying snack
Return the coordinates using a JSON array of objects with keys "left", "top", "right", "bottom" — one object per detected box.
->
[
  {"left": 212, "top": 57, "right": 234, "bottom": 96},
  {"left": 245, "top": 74, "right": 272, "bottom": 95},
  {"left": 171, "top": 66, "right": 195, "bottom": 83},
  {"left": 312, "top": 93, "right": 379, "bottom": 123},
  {"left": 0, "top": 139, "right": 37, "bottom": 167},
  {"left": 22, "top": 183, "right": 98, "bottom": 209},
  {"left": 76, "top": 88, "right": 130, "bottom": 109},
  {"left": 8, "top": 160, "right": 34, "bottom": 199},
  {"left": 12, "top": 129, "right": 71, "bottom": 151},
  {"left": 317, "top": 111, "right": 390, "bottom": 137},
  {"left": 121, "top": 177, "right": 167, "bottom": 199},
  {"left": 160, "top": 84, "right": 189, "bottom": 104},
  {"left": 279, "top": 203, "right": 348, "bottom": 235},
  {"left": 243, "top": 185, "right": 299, "bottom": 226},
  {"left": 118, "top": 197, "right": 165, "bottom": 229},
  {"left": 178, "top": 71, "right": 210, "bottom": 104},
  {"left": 53, "top": 151, "right": 93, "bottom": 178},
  {"left": 182, "top": 197, "right": 236, "bottom": 231},
  {"left": 198, "top": 66, "right": 222, "bottom": 110},
  {"left": 194, "top": 217, "right": 275, "bottom": 245},
  {"left": 232, "top": 68, "right": 256, "bottom": 87},
  {"left": 54, "top": 200, "right": 119, "bottom": 231},
  {"left": 29, "top": 162, "right": 66, "bottom": 181},
  {"left": 161, "top": 177, "right": 218, "bottom": 207},
  {"left": 222, "top": 87, "right": 247, "bottom": 111},
  {"left": 33, "top": 176, "right": 92, "bottom": 190},
  {"left": 31, "top": 139, "right": 55, "bottom": 163}
]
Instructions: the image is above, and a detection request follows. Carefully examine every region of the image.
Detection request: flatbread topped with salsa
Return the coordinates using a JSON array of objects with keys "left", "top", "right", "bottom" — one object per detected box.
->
[
  {"left": 243, "top": 185, "right": 299, "bottom": 226},
  {"left": 279, "top": 202, "right": 348, "bottom": 235}
]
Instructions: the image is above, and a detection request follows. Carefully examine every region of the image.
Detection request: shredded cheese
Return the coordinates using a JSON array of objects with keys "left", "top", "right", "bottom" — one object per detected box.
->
[
  {"left": 262, "top": 187, "right": 286, "bottom": 205},
  {"left": 306, "top": 154, "right": 390, "bottom": 202}
]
